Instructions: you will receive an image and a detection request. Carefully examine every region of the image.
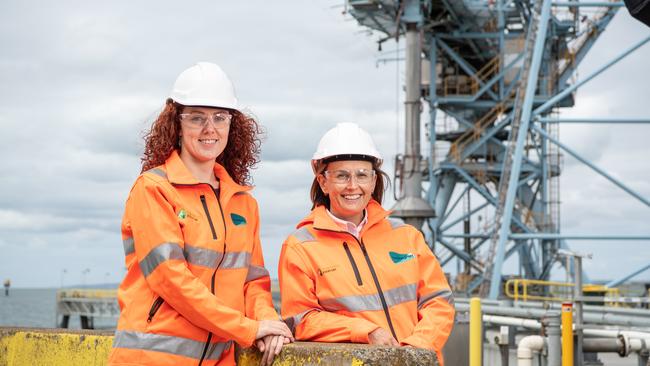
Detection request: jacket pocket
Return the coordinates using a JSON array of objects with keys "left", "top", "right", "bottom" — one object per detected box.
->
[
  {"left": 343, "top": 242, "right": 363, "bottom": 286},
  {"left": 147, "top": 296, "right": 164, "bottom": 323}
]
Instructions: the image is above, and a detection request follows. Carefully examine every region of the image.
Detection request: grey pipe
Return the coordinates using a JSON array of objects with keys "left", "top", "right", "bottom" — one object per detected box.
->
[
  {"left": 455, "top": 298, "right": 650, "bottom": 318},
  {"left": 455, "top": 303, "right": 650, "bottom": 328},
  {"left": 574, "top": 256, "right": 584, "bottom": 366},
  {"left": 544, "top": 313, "right": 562, "bottom": 366},
  {"left": 582, "top": 338, "right": 624, "bottom": 354}
]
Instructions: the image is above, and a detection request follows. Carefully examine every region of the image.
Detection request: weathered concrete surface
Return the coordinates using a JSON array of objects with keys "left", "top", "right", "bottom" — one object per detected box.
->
[
  {"left": 0, "top": 327, "right": 439, "bottom": 366},
  {"left": 0, "top": 328, "right": 113, "bottom": 366},
  {"left": 238, "top": 341, "right": 439, "bottom": 366}
]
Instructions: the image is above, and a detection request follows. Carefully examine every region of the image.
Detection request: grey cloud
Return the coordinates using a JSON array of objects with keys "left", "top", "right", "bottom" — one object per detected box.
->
[{"left": 1, "top": 1, "right": 648, "bottom": 287}]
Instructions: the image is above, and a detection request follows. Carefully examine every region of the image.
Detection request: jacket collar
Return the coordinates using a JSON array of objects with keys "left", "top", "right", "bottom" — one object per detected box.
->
[
  {"left": 299, "top": 200, "right": 391, "bottom": 236},
  {"left": 164, "top": 150, "right": 252, "bottom": 204}
]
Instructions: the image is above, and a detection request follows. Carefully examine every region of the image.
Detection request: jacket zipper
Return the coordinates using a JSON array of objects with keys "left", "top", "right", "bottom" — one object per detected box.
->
[
  {"left": 200, "top": 195, "right": 218, "bottom": 239},
  {"left": 358, "top": 237, "right": 398, "bottom": 340},
  {"left": 146, "top": 296, "right": 164, "bottom": 323},
  {"left": 342, "top": 242, "right": 363, "bottom": 286},
  {"left": 315, "top": 227, "right": 398, "bottom": 341},
  {"left": 198, "top": 187, "right": 227, "bottom": 366}
]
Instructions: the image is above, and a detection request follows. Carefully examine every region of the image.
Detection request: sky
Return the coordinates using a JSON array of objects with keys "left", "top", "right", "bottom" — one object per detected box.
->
[{"left": 0, "top": 1, "right": 648, "bottom": 288}]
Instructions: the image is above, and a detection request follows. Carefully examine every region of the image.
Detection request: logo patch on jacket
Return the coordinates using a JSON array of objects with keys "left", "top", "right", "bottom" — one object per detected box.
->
[
  {"left": 177, "top": 208, "right": 199, "bottom": 221},
  {"left": 318, "top": 265, "right": 338, "bottom": 276},
  {"left": 389, "top": 251, "right": 415, "bottom": 264},
  {"left": 230, "top": 213, "right": 247, "bottom": 226}
]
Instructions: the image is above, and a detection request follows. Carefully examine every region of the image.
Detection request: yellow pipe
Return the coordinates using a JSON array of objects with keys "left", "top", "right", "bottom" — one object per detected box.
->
[
  {"left": 562, "top": 302, "right": 574, "bottom": 366},
  {"left": 470, "top": 297, "right": 482, "bottom": 366}
]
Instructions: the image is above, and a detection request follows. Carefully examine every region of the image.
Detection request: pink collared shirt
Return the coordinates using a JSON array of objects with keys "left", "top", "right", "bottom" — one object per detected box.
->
[{"left": 326, "top": 209, "right": 368, "bottom": 238}]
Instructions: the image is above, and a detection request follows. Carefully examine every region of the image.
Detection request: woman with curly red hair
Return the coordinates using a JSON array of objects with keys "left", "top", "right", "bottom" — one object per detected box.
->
[{"left": 108, "top": 62, "right": 292, "bottom": 366}]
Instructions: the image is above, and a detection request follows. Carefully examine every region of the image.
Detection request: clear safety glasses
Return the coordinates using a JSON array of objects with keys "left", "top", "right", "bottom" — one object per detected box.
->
[
  {"left": 323, "top": 169, "right": 376, "bottom": 185},
  {"left": 179, "top": 112, "right": 232, "bottom": 130}
]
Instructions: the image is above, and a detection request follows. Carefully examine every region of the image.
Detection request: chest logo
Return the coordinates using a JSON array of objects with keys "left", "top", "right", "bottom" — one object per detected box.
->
[
  {"left": 318, "top": 265, "right": 338, "bottom": 276},
  {"left": 177, "top": 209, "right": 199, "bottom": 221},
  {"left": 389, "top": 251, "right": 415, "bottom": 264},
  {"left": 230, "top": 213, "right": 247, "bottom": 226}
]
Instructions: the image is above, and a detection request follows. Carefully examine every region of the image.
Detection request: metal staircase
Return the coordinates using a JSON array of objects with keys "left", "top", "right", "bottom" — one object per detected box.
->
[{"left": 479, "top": 0, "right": 545, "bottom": 297}]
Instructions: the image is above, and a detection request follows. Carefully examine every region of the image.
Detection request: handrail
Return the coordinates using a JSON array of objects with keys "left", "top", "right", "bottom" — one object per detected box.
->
[
  {"left": 57, "top": 289, "right": 117, "bottom": 299},
  {"left": 449, "top": 93, "right": 512, "bottom": 162},
  {"left": 504, "top": 279, "right": 628, "bottom": 305}
]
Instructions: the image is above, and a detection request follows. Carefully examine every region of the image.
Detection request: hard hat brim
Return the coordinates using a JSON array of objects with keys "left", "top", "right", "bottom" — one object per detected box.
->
[{"left": 321, "top": 154, "right": 378, "bottom": 164}]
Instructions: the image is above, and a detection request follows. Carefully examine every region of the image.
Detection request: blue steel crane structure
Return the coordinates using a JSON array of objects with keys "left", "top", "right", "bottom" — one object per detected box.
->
[{"left": 343, "top": 0, "right": 650, "bottom": 298}]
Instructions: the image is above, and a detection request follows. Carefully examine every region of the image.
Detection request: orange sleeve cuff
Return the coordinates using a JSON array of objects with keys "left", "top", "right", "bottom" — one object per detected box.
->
[
  {"left": 401, "top": 334, "right": 430, "bottom": 348},
  {"left": 238, "top": 318, "right": 259, "bottom": 348},
  {"left": 351, "top": 322, "right": 380, "bottom": 344}
]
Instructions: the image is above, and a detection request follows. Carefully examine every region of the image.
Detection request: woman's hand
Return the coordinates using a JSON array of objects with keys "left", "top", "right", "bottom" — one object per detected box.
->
[
  {"left": 368, "top": 328, "right": 399, "bottom": 346},
  {"left": 255, "top": 335, "right": 292, "bottom": 366},
  {"left": 255, "top": 320, "right": 294, "bottom": 341}
]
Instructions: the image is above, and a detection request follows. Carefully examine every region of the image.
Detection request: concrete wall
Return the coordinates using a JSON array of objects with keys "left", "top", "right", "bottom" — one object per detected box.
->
[
  {"left": 0, "top": 328, "right": 114, "bottom": 366},
  {"left": 0, "top": 328, "right": 439, "bottom": 366}
]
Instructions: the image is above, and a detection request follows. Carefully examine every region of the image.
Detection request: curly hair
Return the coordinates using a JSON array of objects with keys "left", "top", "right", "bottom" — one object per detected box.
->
[{"left": 141, "top": 99, "right": 262, "bottom": 185}]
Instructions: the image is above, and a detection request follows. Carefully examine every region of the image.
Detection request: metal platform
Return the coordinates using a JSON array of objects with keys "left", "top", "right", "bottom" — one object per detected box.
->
[{"left": 56, "top": 289, "right": 119, "bottom": 329}]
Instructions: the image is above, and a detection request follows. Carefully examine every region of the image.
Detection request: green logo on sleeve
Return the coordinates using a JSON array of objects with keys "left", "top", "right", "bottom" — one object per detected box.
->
[
  {"left": 389, "top": 251, "right": 415, "bottom": 264},
  {"left": 178, "top": 209, "right": 187, "bottom": 219},
  {"left": 231, "top": 213, "right": 247, "bottom": 226}
]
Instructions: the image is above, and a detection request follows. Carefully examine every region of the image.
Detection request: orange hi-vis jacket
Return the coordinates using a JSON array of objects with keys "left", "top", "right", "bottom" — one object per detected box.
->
[
  {"left": 279, "top": 201, "right": 455, "bottom": 364},
  {"left": 108, "top": 151, "right": 277, "bottom": 366}
]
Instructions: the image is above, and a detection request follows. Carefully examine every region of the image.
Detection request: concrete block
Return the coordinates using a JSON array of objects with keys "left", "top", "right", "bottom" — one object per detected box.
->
[
  {"left": 238, "top": 341, "right": 439, "bottom": 366},
  {"left": 0, "top": 328, "right": 439, "bottom": 366}
]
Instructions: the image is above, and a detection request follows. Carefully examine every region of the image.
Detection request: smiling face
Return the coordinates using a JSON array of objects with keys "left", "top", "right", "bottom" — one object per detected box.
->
[
  {"left": 178, "top": 106, "right": 230, "bottom": 167},
  {"left": 317, "top": 160, "right": 376, "bottom": 225}
]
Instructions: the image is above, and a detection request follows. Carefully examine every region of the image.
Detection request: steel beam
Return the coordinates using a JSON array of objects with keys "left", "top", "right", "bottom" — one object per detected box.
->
[
  {"left": 552, "top": 1, "right": 624, "bottom": 7},
  {"left": 488, "top": 0, "right": 553, "bottom": 299},
  {"left": 440, "top": 201, "right": 490, "bottom": 232},
  {"left": 436, "top": 38, "right": 499, "bottom": 101},
  {"left": 439, "top": 185, "right": 469, "bottom": 226},
  {"left": 537, "top": 117, "right": 650, "bottom": 124},
  {"left": 532, "top": 124, "right": 650, "bottom": 207},
  {"left": 534, "top": 35, "right": 650, "bottom": 116},
  {"left": 605, "top": 263, "right": 650, "bottom": 288},
  {"left": 443, "top": 164, "right": 533, "bottom": 232}
]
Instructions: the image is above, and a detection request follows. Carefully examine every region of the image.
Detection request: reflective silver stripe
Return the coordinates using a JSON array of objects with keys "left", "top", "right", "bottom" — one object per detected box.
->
[
  {"left": 292, "top": 227, "right": 315, "bottom": 243},
  {"left": 183, "top": 244, "right": 221, "bottom": 268},
  {"left": 113, "top": 330, "right": 232, "bottom": 361},
  {"left": 418, "top": 288, "right": 455, "bottom": 309},
  {"left": 384, "top": 283, "right": 417, "bottom": 307},
  {"left": 320, "top": 293, "right": 381, "bottom": 312},
  {"left": 283, "top": 309, "right": 316, "bottom": 333},
  {"left": 123, "top": 237, "right": 135, "bottom": 256},
  {"left": 220, "top": 251, "right": 250, "bottom": 269},
  {"left": 388, "top": 217, "right": 406, "bottom": 229},
  {"left": 203, "top": 339, "right": 233, "bottom": 360},
  {"left": 145, "top": 168, "right": 168, "bottom": 180},
  {"left": 320, "top": 283, "right": 417, "bottom": 313},
  {"left": 245, "top": 265, "right": 270, "bottom": 282},
  {"left": 183, "top": 245, "right": 250, "bottom": 270},
  {"left": 139, "top": 242, "right": 184, "bottom": 277}
]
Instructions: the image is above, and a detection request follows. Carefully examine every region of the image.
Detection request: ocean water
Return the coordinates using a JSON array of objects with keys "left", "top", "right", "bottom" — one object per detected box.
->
[
  {"left": 0, "top": 288, "right": 117, "bottom": 329},
  {"left": 0, "top": 286, "right": 281, "bottom": 330}
]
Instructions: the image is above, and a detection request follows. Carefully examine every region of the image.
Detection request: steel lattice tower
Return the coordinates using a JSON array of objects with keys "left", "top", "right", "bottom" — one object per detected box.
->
[{"left": 343, "top": 0, "right": 650, "bottom": 298}]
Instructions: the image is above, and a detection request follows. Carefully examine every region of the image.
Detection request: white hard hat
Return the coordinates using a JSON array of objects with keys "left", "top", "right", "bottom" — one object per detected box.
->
[
  {"left": 311, "top": 123, "right": 382, "bottom": 173},
  {"left": 170, "top": 62, "right": 239, "bottom": 110}
]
